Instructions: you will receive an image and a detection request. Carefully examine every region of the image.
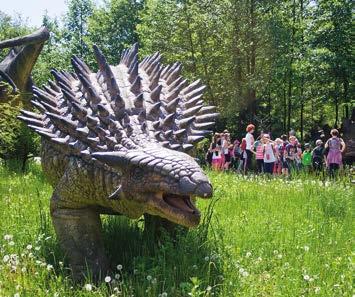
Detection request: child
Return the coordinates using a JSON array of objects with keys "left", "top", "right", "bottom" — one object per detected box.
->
[
  {"left": 285, "top": 136, "right": 297, "bottom": 173},
  {"left": 273, "top": 138, "right": 283, "bottom": 175},
  {"left": 254, "top": 134, "right": 264, "bottom": 173},
  {"left": 210, "top": 133, "right": 222, "bottom": 170},
  {"left": 301, "top": 143, "right": 312, "bottom": 172},
  {"left": 262, "top": 134, "right": 276, "bottom": 174},
  {"left": 325, "top": 129, "right": 346, "bottom": 178},
  {"left": 312, "top": 139, "right": 324, "bottom": 173}
]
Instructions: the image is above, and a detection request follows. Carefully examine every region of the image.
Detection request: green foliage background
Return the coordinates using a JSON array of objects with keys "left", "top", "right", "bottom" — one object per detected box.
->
[{"left": 0, "top": 0, "right": 353, "bottom": 157}]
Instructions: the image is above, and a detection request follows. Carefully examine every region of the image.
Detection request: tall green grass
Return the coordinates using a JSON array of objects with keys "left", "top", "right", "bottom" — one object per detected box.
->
[{"left": 0, "top": 162, "right": 353, "bottom": 296}]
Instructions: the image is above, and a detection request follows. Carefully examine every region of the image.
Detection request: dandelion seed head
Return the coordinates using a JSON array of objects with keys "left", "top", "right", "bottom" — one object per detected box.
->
[
  {"left": 3, "top": 255, "right": 9, "bottom": 263},
  {"left": 104, "top": 276, "right": 111, "bottom": 283},
  {"left": 84, "top": 283, "right": 93, "bottom": 291},
  {"left": 46, "top": 264, "right": 53, "bottom": 271},
  {"left": 116, "top": 264, "right": 123, "bottom": 270},
  {"left": 146, "top": 275, "right": 152, "bottom": 281},
  {"left": 303, "top": 274, "right": 310, "bottom": 281},
  {"left": 115, "top": 273, "right": 120, "bottom": 280},
  {"left": 8, "top": 241, "right": 15, "bottom": 246},
  {"left": 314, "top": 287, "right": 320, "bottom": 294},
  {"left": 26, "top": 244, "right": 32, "bottom": 250},
  {"left": 204, "top": 256, "right": 209, "bottom": 261},
  {"left": 4, "top": 234, "right": 13, "bottom": 241},
  {"left": 304, "top": 246, "right": 309, "bottom": 252},
  {"left": 246, "top": 252, "right": 251, "bottom": 258}
]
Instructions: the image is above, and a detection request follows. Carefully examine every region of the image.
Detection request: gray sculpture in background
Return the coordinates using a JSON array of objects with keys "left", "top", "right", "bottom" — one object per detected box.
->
[
  {"left": 0, "top": 27, "right": 49, "bottom": 105},
  {"left": 19, "top": 43, "right": 218, "bottom": 281}
]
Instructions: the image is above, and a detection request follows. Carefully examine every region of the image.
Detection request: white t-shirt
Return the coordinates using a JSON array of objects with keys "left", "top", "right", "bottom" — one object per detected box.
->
[
  {"left": 263, "top": 143, "right": 276, "bottom": 163},
  {"left": 245, "top": 132, "right": 254, "bottom": 150}
]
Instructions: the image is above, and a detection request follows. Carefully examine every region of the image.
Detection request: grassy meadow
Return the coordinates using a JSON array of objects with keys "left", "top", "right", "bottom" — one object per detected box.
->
[{"left": 0, "top": 162, "right": 353, "bottom": 297}]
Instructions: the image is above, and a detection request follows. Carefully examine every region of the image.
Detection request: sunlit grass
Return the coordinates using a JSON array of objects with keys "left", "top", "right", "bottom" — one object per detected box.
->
[{"left": 0, "top": 162, "right": 353, "bottom": 296}]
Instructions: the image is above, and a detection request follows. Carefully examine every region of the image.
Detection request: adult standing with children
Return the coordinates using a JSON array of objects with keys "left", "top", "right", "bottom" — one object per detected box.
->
[
  {"left": 325, "top": 129, "right": 346, "bottom": 177},
  {"left": 244, "top": 124, "right": 255, "bottom": 174}
]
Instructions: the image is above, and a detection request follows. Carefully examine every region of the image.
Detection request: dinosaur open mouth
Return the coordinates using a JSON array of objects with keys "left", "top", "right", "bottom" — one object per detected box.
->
[{"left": 162, "top": 193, "right": 200, "bottom": 216}]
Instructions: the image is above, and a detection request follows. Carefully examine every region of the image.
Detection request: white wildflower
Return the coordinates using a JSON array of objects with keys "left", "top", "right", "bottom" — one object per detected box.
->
[
  {"left": 239, "top": 268, "right": 244, "bottom": 274},
  {"left": 146, "top": 275, "right": 152, "bottom": 281},
  {"left": 277, "top": 254, "right": 283, "bottom": 259},
  {"left": 206, "top": 286, "right": 212, "bottom": 291},
  {"left": 104, "top": 276, "right": 111, "bottom": 283},
  {"left": 304, "top": 246, "right": 309, "bottom": 252},
  {"left": 84, "top": 283, "right": 93, "bottom": 291},
  {"left": 3, "top": 255, "right": 10, "bottom": 263},
  {"left": 246, "top": 252, "right": 251, "bottom": 258},
  {"left": 303, "top": 274, "right": 310, "bottom": 281},
  {"left": 14, "top": 293, "right": 20, "bottom": 297},
  {"left": 21, "top": 267, "right": 26, "bottom": 273},
  {"left": 47, "top": 264, "right": 53, "bottom": 271},
  {"left": 8, "top": 241, "right": 15, "bottom": 246},
  {"left": 4, "top": 234, "right": 13, "bottom": 241},
  {"left": 116, "top": 264, "right": 123, "bottom": 270},
  {"left": 204, "top": 256, "right": 209, "bottom": 261},
  {"left": 242, "top": 271, "right": 249, "bottom": 277},
  {"left": 26, "top": 244, "right": 32, "bottom": 250},
  {"left": 35, "top": 246, "right": 40, "bottom": 251},
  {"left": 314, "top": 287, "right": 320, "bottom": 294},
  {"left": 161, "top": 293, "right": 168, "bottom": 297},
  {"left": 115, "top": 273, "right": 120, "bottom": 280}
]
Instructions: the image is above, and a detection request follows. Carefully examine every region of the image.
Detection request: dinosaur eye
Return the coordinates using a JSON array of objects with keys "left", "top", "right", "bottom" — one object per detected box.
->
[{"left": 132, "top": 167, "right": 144, "bottom": 181}]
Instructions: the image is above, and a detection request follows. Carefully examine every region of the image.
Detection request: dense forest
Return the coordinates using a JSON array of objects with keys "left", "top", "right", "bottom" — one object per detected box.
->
[{"left": 0, "top": 0, "right": 353, "bottom": 142}]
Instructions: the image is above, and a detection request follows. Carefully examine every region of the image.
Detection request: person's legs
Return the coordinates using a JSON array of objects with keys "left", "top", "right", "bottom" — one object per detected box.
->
[{"left": 245, "top": 150, "right": 253, "bottom": 173}]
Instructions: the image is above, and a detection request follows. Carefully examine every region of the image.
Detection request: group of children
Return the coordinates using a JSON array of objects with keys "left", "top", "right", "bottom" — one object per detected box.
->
[{"left": 206, "top": 124, "right": 346, "bottom": 177}]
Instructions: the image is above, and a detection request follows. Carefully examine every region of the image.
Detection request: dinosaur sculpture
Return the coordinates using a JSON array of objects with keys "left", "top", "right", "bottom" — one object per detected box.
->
[
  {"left": 0, "top": 27, "right": 49, "bottom": 105},
  {"left": 19, "top": 43, "right": 218, "bottom": 280}
]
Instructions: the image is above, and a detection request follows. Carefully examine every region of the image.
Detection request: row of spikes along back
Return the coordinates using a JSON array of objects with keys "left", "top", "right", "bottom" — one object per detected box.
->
[{"left": 18, "top": 43, "right": 219, "bottom": 164}]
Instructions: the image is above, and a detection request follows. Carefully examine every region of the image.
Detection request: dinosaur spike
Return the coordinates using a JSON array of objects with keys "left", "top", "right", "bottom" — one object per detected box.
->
[
  {"left": 147, "top": 102, "right": 161, "bottom": 118},
  {"left": 48, "top": 80, "right": 61, "bottom": 92},
  {"left": 71, "top": 101, "right": 87, "bottom": 120},
  {"left": 182, "top": 79, "right": 202, "bottom": 95},
  {"left": 46, "top": 112, "right": 77, "bottom": 133},
  {"left": 138, "top": 110, "right": 146, "bottom": 122},
  {"left": 185, "top": 85, "right": 206, "bottom": 100},
  {"left": 39, "top": 100, "right": 61, "bottom": 114},
  {"left": 166, "top": 97, "right": 180, "bottom": 113},
  {"left": 150, "top": 85, "right": 162, "bottom": 102},
  {"left": 192, "top": 122, "right": 215, "bottom": 130},
  {"left": 31, "top": 100, "right": 46, "bottom": 113},
  {"left": 166, "top": 64, "right": 182, "bottom": 84},
  {"left": 33, "top": 87, "right": 57, "bottom": 107},
  {"left": 72, "top": 55, "right": 91, "bottom": 74},
  {"left": 173, "top": 129, "right": 186, "bottom": 138},
  {"left": 78, "top": 73, "right": 101, "bottom": 105},
  {"left": 182, "top": 144, "right": 194, "bottom": 151},
  {"left": 166, "top": 88, "right": 180, "bottom": 102},
  {"left": 35, "top": 130, "right": 58, "bottom": 139},
  {"left": 128, "top": 61, "right": 139, "bottom": 79},
  {"left": 164, "top": 130, "right": 173, "bottom": 138},
  {"left": 92, "top": 151, "right": 131, "bottom": 167},
  {"left": 178, "top": 116, "right": 195, "bottom": 128},
  {"left": 134, "top": 93, "right": 144, "bottom": 108},
  {"left": 185, "top": 94, "right": 204, "bottom": 108},
  {"left": 195, "top": 113, "right": 220, "bottom": 123},
  {"left": 97, "top": 104, "right": 110, "bottom": 118},
  {"left": 182, "top": 105, "right": 203, "bottom": 118},
  {"left": 62, "top": 88, "right": 79, "bottom": 104},
  {"left": 198, "top": 106, "right": 216, "bottom": 115},
  {"left": 17, "top": 115, "right": 44, "bottom": 127},
  {"left": 161, "top": 113, "right": 175, "bottom": 128},
  {"left": 187, "top": 135, "right": 204, "bottom": 144},
  {"left": 152, "top": 120, "right": 160, "bottom": 129},
  {"left": 130, "top": 76, "right": 141, "bottom": 95},
  {"left": 149, "top": 68, "right": 162, "bottom": 90},
  {"left": 43, "top": 85, "right": 58, "bottom": 97},
  {"left": 170, "top": 144, "right": 181, "bottom": 150},
  {"left": 127, "top": 44, "right": 139, "bottom": 67},
  {"left": 20, "top": 110, "right": 43, "bottom": 120},
  {"left": 51, "top": 69, "right": 71, "bottom": 87},
  {"left": 191, "top": 129, "right": 212, "bottom": 136}
]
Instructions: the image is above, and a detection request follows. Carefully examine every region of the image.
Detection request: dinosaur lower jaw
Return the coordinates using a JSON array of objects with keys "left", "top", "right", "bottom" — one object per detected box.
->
[{"left": 148, "top": 192, "right": 201, "bottom": 228}]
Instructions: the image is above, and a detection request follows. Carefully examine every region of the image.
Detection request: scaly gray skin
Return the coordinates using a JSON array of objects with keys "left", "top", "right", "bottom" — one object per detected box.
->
[
  {"left": 19, "top": 44, "right": 218, "bottom": 281},
  {"left": 0, "top": 27, "right": 49, "bottom": 105}
]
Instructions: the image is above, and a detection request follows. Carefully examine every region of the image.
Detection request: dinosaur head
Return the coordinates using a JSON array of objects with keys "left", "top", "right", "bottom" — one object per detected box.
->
[
  {"left": 19, "top": 43, "right": 218, "bottom": 228},
  {"left": 93, "top": 147, "right": 212, "bottom": 227}
]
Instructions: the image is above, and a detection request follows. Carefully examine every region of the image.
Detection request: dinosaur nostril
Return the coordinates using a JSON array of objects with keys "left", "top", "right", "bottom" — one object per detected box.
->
[{"left": 195, "top": 182, "right": 213, "bottom": 198}]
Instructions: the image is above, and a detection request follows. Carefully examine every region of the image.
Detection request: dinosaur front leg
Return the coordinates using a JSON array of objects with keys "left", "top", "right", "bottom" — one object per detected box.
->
[{"left": 51, "top": 203, "right": 108, "bottom": 282}]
